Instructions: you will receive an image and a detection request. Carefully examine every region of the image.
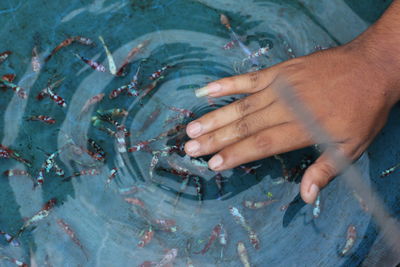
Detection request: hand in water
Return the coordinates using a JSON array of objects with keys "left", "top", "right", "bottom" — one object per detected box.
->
[{"left": 184, "top": 5, "right": 400, "bottom": 204}]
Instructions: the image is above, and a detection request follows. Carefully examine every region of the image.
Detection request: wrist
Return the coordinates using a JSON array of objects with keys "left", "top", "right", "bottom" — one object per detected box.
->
[{"left": 346, "top": 2, "right": 400, "bottom": 104}]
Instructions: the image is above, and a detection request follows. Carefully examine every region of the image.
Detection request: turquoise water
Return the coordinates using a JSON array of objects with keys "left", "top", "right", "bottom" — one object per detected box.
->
[{"left": 0, "top": 0, "right": 399, "bottom": 266}]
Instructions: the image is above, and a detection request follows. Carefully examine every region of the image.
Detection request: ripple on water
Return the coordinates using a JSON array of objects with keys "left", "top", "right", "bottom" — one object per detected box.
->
[{"left": 0, "top": 0, "right": 376, "bottom": 266}]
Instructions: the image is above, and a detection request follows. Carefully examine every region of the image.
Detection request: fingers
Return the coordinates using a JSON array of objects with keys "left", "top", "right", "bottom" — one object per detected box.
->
[
  {"left": 185, "top": 102, "right": 294, "bottom": 157},
  {"left": 206, "top": 122, "right": 313, "bottom": 171},
  {"left": 300, "top": 146, "right": 351, "bottom": 204},
  {"left": 195, "top": 66, "right": 279, "bottom": 98},
  {"left": 187, "top": 88, "right": 277, "bottom": 138}
]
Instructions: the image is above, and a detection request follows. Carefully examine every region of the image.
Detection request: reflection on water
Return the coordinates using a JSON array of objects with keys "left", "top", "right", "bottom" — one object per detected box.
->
[{"left": 0, "top": 0, "right": 393, "bottom": 266}]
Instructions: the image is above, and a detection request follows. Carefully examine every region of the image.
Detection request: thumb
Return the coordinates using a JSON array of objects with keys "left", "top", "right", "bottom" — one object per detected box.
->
[{"left": 300, "top": 151, "right": 344, "bottom": 204}]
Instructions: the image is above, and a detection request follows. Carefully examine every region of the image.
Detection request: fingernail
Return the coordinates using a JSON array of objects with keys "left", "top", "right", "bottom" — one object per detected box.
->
[
  {"left": 185, "top": 140, "right": 200, "bottom": 154},
  {"left": 309, "top": 184, "right": 320, "bottom": 200},
  {"left": 187, "top": 122, "right": 202, "bottom": 137},
  {"left": 208, "top": 155, "right": 223, "bottom": 170},
  {"left": 195, "top": 83, "right": 221, "bottom": 98}
]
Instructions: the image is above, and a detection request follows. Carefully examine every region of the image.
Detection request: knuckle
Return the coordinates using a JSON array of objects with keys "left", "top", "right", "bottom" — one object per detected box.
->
[
  {"left": 253, "top": 131, "right": 271, "bottom": 152},
  {"left": 247, "top": 71, "right": 260, "bottom": 90},
  {"left": 235, "top": 98, "right": 251, "bottom": 116},
  {"left": 316, "top": 162, "right": 337, "bottom": 183},
  {"left": 235, "top": 119, "right": 250, "bottom": 139}
]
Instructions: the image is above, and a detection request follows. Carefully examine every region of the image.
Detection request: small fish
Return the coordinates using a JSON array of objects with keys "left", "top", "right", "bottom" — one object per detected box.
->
[
  {"left": 280, "top": 204, "right": 289, "bottom": 211},
  {"left": 3, "top": 169, "right": 31, "bottom": 179},
  {"left": 380, "top": 162, "right": 400, "bottom": 177},
  {"left": 80, "top": 93, "right": 104, "bottom": 114},
  {"left": 155, "top": 124, "right": 186, "bottom": 141},
  {"left": 31, "top": 46, "right": 41, "bottom": 72},
  {"left": 119, "top": 186, "right": 139, "bottom": 195},
  {"left": 36, "top": 168, "right": 45, "bottom": 186},
  {"left": 88, "top": 138, "right": 106, "bottom": 159},
  {"left": 248, "top": 230, "right": 260, "bottom": 250},
  {"left": 138, "top": 106, "right": 161, "bottom": 134},
  {"left": 220, "top": 14, "right": 231, "bottom": 30},
  {"left": 218, "top": 223, "right": 227, "bottom": 246},
  {"left": 74, "top": 53, "right": 106, "bottom": 72},
  {"left": 274, "top": 155, "right": 290, "bottom": 180},
  {"left": 237, "top": 242, "right": 251, "bottom": 267},
  {"left": 0, "top": 145, "right": 11, "bottom": 158},
  {"left": 125, "top": 197, "right": 145, "bottom": 208},
  {"left": 245, "top": 47, "right": 269, "bottom": 62},
  {"left": 36, "top": 78, "right": 65, "bottom": 100},
  {"left": 0, "top": 51, "right": 12, "bottom": 64},
  {"left": 229, "top": 206, "right": 260, "bottom": 249},
  {"left": 0, "top": 145, "right": 31, "bottom": 167},
  {"left": 243, "top": 199, "right": 278, "bottom": 210},
  {"left": 140, "top": 77, "right": 164, "bottom": 100},
  {"left": 41, "top": 150, "right": 60, "bottom": 173},
  {"left": 153, "top": 219, "right": 176, "bottom": 232},
  {"left": 98, "top": 126, "right": 116, "bottom": 137},
  {"left": 313, "top": 194, "right": 321, "bottom": 218},
  {"left": 128, "top": 63, "right": 142, "bottom": 96},
  {"left": 339, "top": 225, "right": 357, "bottom": 257},
  {"left": 116, "top": 39, "right": 150, "bottom": 76},
  {"left": 155, "top": 248, "right": 178, "bottom": 267},
  {"left": 215, "top": 173, "right": 225, "bottom": 199},
  {"left": 0, "top": 74, "right": 16, "bottom": 89},
  {"left": 282, "top": 39, "right": 296, "bottom": 59},
  {"left": 99, "top": 36, "right": 117, "bottom": 75},
  {"left": 109, "top": 84, "right": 128, "bottom": 99},
  {"left": 149, "top": 152, "right": 160, "bottom": 180},
  {"left": 73, "top": 36, "right": 95, "bottom": 46},
  {"left": 223, "top": 35, "right": 247, "bottom": 50},
  {"left": 106, "top": 167, "right": 118, "bottom": 186},
  {"left": 63, "top": 168, "right": 100, "bottom": 181},
  {"left": 0, "top": 78, "right": 27, "bottom": 99},
  {"left": 195, "top": 224, "right": 221, "bottom": 254},
  {"left": 115, "top": 130, "right": 127, "bottom": 153},
  {"left": 353, "top": 191, "right": 368, "bottom": 212},
  {"left": 45, "top": 37, "right": 74, "bottom": 62},
  {"left": 57, "top": 219, "right": 88, "bottom": 260},
  {"left": 239, "top": 164, "right": 261, "bottom": 175},
  {"left": 53, "top": 162, "right": 65, "bottom": 177},
  {"left": 168, "top": 106, "right": 195, "bottom": 118},
  {"left": 45, "top": 36, "right": 94, "bottom": 62},
  {"left": 219, "top": 223, "right": 228, "bottom": 259},
  {"left": 193, "top": 176, "right": 203, "bottom": 208},
  {"left": 138, "top": 226, "right": 154, "bottom": 248},
  {"left": 0, "top": 230, "right": 20, "bottom": 247},
  {"left": 97, "top": 108, "right": 128, "bottom": 118},
  {"left": 11, "top": 198, "right": 57, "bottom": 241},
  {"left": 128, "top": 140, "right": 152, "bottom": 152},
  {"left": 26, "top": 115, "right": 56, "bottom": 124},
  {"left": 223, "top": 40, "right": 236, "bottom": 50},
  {"left": 174, "top": 175, "right": 190, "bottom": 206},
  {"left": 46, "top": 87, "right": 67, "bottom": 107},
  {"left": 0, "top": 256, "right": 28, "bottom": 267},
  {"left": 149, "top": 65, "right": 172, "bottom": 80},
  {"left": 96, "top": 114, "right": 129, "bottom": 136}
]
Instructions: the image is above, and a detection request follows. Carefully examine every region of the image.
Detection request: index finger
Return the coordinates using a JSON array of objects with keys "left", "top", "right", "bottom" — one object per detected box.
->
[
  {"left": 195, "top": 65, "right": 279, "bottom": 98},
  {"left": 187, "top": 87, "right": 277, "bottom": 138}
]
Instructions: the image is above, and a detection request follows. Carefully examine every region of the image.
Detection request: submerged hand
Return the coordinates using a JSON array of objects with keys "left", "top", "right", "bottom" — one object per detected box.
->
[{"left": 184, "top": 24, "right": 400, "bottom": 203}]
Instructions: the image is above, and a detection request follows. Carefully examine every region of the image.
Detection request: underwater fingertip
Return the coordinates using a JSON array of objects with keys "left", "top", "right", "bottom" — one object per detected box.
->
[{"left": 195, "top": 83, "right": 221, "bottom": 98}]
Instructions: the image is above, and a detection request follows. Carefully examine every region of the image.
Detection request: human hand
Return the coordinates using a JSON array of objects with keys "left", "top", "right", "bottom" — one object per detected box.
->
[{"left": 184, "top": 35, "right": 400, "bottom": 204}]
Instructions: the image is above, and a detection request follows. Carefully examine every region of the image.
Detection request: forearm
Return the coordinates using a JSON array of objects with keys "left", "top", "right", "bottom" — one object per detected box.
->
[{"left": 350, "top": 0, "right": 400, "bottom": 102}]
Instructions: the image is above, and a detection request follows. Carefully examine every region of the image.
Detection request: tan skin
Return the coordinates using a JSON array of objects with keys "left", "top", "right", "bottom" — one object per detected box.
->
[{"left": 184, "top": 1, "right": 400, "bottom": 204}]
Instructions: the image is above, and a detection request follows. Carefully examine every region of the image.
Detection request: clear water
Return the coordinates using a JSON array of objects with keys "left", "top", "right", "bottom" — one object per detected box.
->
[{"left": 0, "top": 0, "right": 399, "bottom": 266}]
